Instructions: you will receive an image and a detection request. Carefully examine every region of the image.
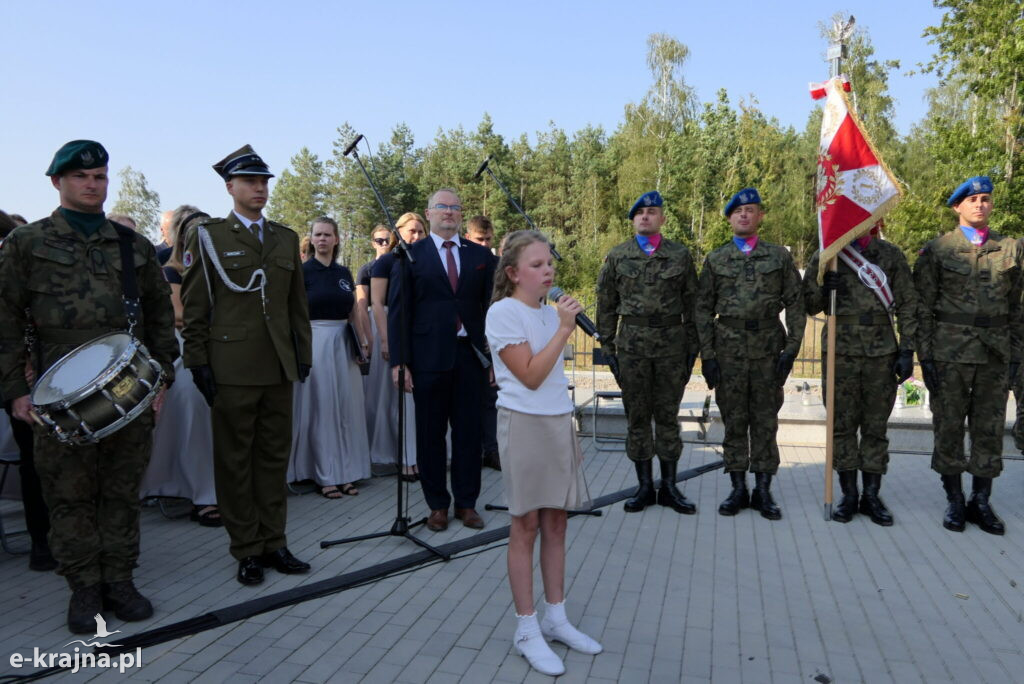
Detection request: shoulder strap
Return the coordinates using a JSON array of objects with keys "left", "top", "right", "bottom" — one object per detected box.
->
[{"left": 113, "top": 223, "right": 141, "bottom": 331}]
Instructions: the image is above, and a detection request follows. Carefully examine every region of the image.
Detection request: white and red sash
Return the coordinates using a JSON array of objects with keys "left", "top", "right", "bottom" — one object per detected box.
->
[{"left": 837, "top": 245, "right": 893, "bottom": 310}]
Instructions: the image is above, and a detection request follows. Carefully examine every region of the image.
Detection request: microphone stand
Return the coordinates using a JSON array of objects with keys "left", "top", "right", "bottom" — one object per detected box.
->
[
  {"left": 321, "top": 139, "right": 449, "bottom": 561},
  {"left": 479, "top": 161, "right": 562, "bottom": 261}
]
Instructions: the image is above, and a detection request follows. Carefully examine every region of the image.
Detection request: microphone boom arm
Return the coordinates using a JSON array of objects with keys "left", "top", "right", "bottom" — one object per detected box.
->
[{"left": 482, "top": 165, "right": 562, "bottom": 261}]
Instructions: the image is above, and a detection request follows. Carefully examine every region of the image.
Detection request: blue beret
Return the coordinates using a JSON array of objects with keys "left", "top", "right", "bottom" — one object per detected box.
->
[
  {"left": 947, "top": 176, "right": 993, "bottom": 206},
  {"left": 46, "top": 140, "right": 108, "bottom": 176},
  {"left": 724, "top": 188, "right": 761, "bottom": 217},
  {"left": 628, "top": 191, "right": 663, "bottom": 219},
  {"left": 213, "top": 144, "right": 274, "bottom": 180}
]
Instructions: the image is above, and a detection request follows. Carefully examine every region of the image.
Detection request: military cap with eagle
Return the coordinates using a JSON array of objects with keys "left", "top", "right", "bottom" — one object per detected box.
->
[{"left": 212, "top": 144, "right": 275, "bottom": 180}]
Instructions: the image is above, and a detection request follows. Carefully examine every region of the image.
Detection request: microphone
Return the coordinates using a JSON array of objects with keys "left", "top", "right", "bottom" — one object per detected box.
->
[
  {"left": 473, "top": 155, "right": 492, "bottom": 180},
  {"left": 548, "top": 286, "right": 600, "bottom": 340},
  {"left": 343, "top": 134, "right": 364, "bottom": 157}
]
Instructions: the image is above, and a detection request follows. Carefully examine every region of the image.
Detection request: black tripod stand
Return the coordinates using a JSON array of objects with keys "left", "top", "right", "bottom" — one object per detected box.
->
[{"left": 321, "top": 134, "right": 448, "bottom": 561}]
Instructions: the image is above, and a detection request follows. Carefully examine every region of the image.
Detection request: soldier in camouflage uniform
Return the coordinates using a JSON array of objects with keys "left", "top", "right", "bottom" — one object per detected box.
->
[
  {"left": 914, "top": 176, "right": 1022, "bottom": 535},
  {"left": 804, "top": 224, "right": 918, "bottom": 526},
  {"left": 596, "top": 191, "right": 700, "bottom": 514},
  {"left": 0, "top": 141, "right": 178, "bottom": 633},
  {"left": 695, "top": 188, "right": 804, "bottom": 520}
]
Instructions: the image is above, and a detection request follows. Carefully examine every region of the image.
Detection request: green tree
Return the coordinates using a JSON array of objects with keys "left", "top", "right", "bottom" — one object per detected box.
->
[
  {"left": 110, "top": 166, "right": 161, "bottom": 242},
  {"left": 267, "top": 146, "right": 326, "bottom": 232}
]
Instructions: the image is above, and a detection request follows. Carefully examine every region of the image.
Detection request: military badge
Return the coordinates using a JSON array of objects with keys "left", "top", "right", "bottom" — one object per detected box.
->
[{"left": 183, "top": 250, "right": 193, "bottom": 268}]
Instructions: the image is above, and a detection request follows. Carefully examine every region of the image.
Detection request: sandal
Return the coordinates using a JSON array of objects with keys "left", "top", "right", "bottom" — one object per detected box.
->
[
  {"left": 190, "top": 505, "right": 223, "bottom": 527},
  {"left": 339, "top": 483, "right": 359, "bottom": 496},
  {"left": 320, "top": 486, "right": 343, "bottom": 499}
]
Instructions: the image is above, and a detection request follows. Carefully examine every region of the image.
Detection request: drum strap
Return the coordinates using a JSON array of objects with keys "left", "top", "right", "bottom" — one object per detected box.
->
[{"left": 114, "top": 224, "right": 142, "bottom": 334}]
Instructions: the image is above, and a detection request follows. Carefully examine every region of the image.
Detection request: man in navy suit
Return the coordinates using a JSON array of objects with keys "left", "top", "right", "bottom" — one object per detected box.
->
[{"left": 388, "top": 189, "right": 496, "bottom": 531}]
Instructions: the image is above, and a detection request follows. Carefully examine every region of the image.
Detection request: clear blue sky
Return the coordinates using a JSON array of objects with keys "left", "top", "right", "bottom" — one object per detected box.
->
[{"left": 2, "top": 0, "right": 943, "bottom": 226}]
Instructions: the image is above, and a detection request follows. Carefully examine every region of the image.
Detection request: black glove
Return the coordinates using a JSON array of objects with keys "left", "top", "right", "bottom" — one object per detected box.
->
[
  {"left": 703, "top": 358, "right": 721, "bottom": 390},
  {"left": 686, "top": 352, "right": 698, "bottom": 380},
  {"left": 190, "top": 365, "right": 217, "bottom": 407},
  {"left": 604, "top": 351, "right": 621, "bottom": 383},
  {"left": 893, "top": 350, "right": 914, "bottom": 384},
  {"left": 822, "top": 271, "right": 841, "bottom": 315},
  {"left": 298, "top": 363, "right": 312, "bottom": 383},
  {"left": 775, "top": 351, "right": 795, "bottom": 387},
  {"left": 1010, "top": 361, "right": 1020, "bottom": 383},
  {"left": 920, "top": 359, "right": 940, "bottom": 393}
]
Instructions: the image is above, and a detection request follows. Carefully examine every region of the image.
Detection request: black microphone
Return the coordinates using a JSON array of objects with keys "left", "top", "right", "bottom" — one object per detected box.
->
[
  {"left": 343, "top": 134, "right": 364, "bottom": 157},
  {"left": 473, "top": 155, "right": 492, "bottom": 180},
  {"left": 548, "top": 286, "right": 600, "bottom": 340}
]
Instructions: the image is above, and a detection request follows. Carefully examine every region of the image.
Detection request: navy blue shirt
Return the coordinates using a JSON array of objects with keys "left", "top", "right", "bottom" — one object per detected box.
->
[
  {"left": 370, "top": 251, "right": 399, "bottom": 300},
  {"left": 303, "top": 259, "right": 355, "bottom": 321},
  {"left": 357, "top": 260, "right": 375, "bottom": 299}
]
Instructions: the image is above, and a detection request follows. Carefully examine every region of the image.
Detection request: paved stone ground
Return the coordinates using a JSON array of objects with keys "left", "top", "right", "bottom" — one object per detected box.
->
[{"left": 2, "top": 431, "right": 1023, "bottom": 682}]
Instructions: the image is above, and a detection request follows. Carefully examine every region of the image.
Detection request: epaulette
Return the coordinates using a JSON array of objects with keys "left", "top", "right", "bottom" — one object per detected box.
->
[{"left": 268, "top": 220, "right": 294, "bottom": 233}]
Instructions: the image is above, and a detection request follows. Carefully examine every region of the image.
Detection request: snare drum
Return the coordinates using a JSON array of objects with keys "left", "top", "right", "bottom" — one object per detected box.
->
[{"left": 31, "top": 332, "right": 164, "bottom": 445}]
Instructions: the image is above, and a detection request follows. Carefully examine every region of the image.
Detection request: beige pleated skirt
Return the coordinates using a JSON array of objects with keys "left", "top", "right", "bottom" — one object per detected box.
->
[{"left": 497, "top": 407, "right": 591, "bottom": 517}]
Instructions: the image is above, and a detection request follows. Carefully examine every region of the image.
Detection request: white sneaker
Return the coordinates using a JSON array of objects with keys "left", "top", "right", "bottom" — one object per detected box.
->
[
  {"left": 540, "top": 608, "right": 603, "bottom": 655},
  {"left": 514, "top": 614, "right": 566, "bottom": 676}
]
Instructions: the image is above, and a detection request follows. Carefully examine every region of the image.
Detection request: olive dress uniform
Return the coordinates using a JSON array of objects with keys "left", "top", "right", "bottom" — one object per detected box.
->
[
  {"left": 181, "top": 211, "right": 312, "bottom": 564},
  {"left": 695, "top": 238, "right": 804, "bottom": 517},
  {"left": 804, "top": 239, "right": 917, "bottom": 524},
  {"left": 596, "top": 234, "right": 699, "bottom": 513}
]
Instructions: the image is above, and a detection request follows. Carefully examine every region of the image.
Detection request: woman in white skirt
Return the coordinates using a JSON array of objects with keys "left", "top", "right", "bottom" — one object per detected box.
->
[
  {"left": 367, "top": 214, "right": 425, "bottom": 480},
  {"left": 141, "top": 208, "right": 221, "bottom": 526},
  {"left": 485, "top": 230, "right": 602, "bottom": 676},
  {"left": 290, "top": 217, "right": 371, "bottom": 498}
]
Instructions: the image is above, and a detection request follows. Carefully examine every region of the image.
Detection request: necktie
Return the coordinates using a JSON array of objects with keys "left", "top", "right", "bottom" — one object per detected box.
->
[
  {"left": 443, "top": 241, "right": 462, "bottom": 332},
  {"left": 251, "top": 223, "right": 262, "bottom": 243}
]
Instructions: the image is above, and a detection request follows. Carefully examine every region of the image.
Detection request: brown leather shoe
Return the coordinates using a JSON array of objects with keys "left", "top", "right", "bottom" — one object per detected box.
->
[
  {"left": 426, "top": 509, "right": 448, "bottom": 531},
  {"left": 455, "top": 508, "right": 485, "bottom": 529}
]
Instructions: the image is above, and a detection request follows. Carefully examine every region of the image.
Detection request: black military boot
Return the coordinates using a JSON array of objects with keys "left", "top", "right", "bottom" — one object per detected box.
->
[
  {"left": 102, "top": 580, "right": 154, "bottom": 621},
  {"left": 718, "top": 471, "right": 749, "bottom": 516},
  {"left": 831, "top": 470, "right": 859, "bottom": 523},
  {"left": 859, "top": 472, "right": 894, "bottom": 527},
  {"left": 940, "top": 474, "right": 966, "bottom": 532},
  {"left": 29, "top": 542, "right": 58, "bottom": 572},
  {"left": 750, "top": 472, "right": 782, "bottom": 520},
  {"left": 657, "top": 459, "right": 697, "bottom": 514},
  {"left": 68, "top": 584, "right": 102, "bottom": 634},
  {"left": 623, "top": 460, "right": 656, "bottom": 512},
  {"left": 966, "top": 476, "right": 1005, "bottom": 535}
]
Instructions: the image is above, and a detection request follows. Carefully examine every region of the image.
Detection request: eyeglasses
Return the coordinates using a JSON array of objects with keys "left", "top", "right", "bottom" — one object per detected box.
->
[
  {"left": 431, "top": 203, "right": 462, "bottom": 212},
  {"left": 372, "top": 238, "right": 389, "bottom": 246}
]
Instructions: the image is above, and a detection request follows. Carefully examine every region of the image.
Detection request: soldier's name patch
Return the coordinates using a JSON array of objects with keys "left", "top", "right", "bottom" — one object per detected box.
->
[
  {"left": 183, "top": 250, "right": 194, "bottom": 268},
  {"left": 223, "top": 250, "right": 246, "bottom": 257}
]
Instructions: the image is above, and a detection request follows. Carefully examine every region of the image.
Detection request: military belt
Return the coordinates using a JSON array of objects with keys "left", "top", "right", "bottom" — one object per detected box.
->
[
  {"left": 835, "top": 313, "right": 890, "bottom": 326},
  {"left": 620, "top": 314, "right": 683, "bottom": 328},
  {"left": 716, "top": 316, "right": 777, "bottom": 331},
  {"left": 935, "top": 313, "right": 1008, "bottom": 328},
  {"left": 36, "top": 327, "right": 114, "bottom": 345}
]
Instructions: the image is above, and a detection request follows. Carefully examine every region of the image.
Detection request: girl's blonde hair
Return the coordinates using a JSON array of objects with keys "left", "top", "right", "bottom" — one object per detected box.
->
[
  {"left": 390, "top": 212, "right": 426, "bottom": 251},
  {"left": 491, "top": 230, "right": 552, "bottom": 303}
]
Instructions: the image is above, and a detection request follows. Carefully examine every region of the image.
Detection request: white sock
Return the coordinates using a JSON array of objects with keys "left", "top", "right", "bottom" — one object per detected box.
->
[
  {"left": 514, "top": 612, "right": 565, "bottom": 676},
  {"left": 540, "top": 600, "right": 603, "bottom": 655}
]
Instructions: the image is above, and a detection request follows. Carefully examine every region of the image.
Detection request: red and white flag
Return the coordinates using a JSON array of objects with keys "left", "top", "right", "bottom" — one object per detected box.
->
[{"left": 813, "top": 77, "right": 901, "bottom": 282}]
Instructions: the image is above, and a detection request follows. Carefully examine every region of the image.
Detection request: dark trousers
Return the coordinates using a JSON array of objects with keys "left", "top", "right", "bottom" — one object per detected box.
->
[
  {"left": 481, "top": 378, "right": 498, "bottom": 454},
  {"left": 412, "top": 342, "right": 484, "bottom": 511},
  {"left": 211, "top": 382, "right": 292, "bottom": 560},
  {"left": 6, "top": 410, "right": 50, "bottom": 546}
]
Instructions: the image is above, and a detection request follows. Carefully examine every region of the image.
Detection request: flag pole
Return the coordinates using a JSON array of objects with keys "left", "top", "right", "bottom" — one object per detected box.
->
[
  {"left": 822, "top": 15, "right": 853, "bottom": 521},
  {"left": 824, "top": 257, "right": 837, "bottom": 521}
]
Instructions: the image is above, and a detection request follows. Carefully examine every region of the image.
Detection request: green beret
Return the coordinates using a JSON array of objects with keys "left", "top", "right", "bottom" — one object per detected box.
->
[{"left": 45, "top": 140, "right": 109, "bottom": 177}]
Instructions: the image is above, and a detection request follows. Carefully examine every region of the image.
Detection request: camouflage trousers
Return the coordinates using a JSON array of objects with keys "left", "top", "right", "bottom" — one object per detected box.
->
[
  {"left": 822, "top": 352, "right": 898, "bottom": 473},
  {"left": 931, "top": 359, "right": 1007, "bottom": 478},
  {"left": 33, "top": 409, "right": 154, "bottom": 589},
  {"left": 618, "top": 352, "right": 690, "bottom": 463},
  {"left": 715, "top": 355, "right": 783, "bottom": 474}
]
